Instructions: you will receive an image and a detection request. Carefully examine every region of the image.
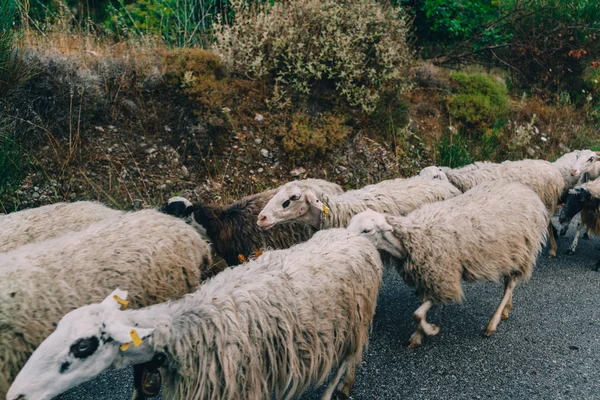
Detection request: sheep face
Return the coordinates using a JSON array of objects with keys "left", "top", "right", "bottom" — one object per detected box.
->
[
  {"left": 419, "top": 166, "right": 449, "bottom": 182},
  {"left": 7, "top": 290, "right": 155, "bottom": 400},
  {"left": 160, "top": 196, "right": 194, "bottom": 218},
  {"left": 570, "top": 150, "right": 599, "bottom": 177},
  {"left": 257, "top": 183, "right": 325, "bottom": 229},
  {"left": 160, "top": 197, "right": 211, "bottom": 242},
  {"left": 560, "top": 187, "right": 592, "bottom": 224},
  {"left": 347, "top": 210, "right": 407, "bottom": 259}
]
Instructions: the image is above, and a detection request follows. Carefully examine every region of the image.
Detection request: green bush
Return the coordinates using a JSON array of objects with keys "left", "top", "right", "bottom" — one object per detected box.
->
[
  {"left": 446, "top": 72, "right": 509, "bottom": 134},
  {"left": 437, "top": 130, "right": 471, "bottom": 168},
  {"left": 105, "top": 0, "right": 228, "bottom": 47},
  {"left": 212, "top": 0, "right": 414, "bottom": 113}
]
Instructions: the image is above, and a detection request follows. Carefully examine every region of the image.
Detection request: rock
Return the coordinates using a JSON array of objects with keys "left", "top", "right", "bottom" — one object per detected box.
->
[
  {"left": 255, "top": 114, "right": 265, "bottom": 123},
  {"left": 181, "top": 166, "right": 189, "bottom": 177},
  {"left": 527, "top": 147, "right": 536, "bottom": 157},
  {"left": 254, "top": 138, "right": 262, "bottom": 144},
  {"left": 157, "top": 184, "right": 167, "bottom": 190},
  {"left": 290, "top": 167, "right": 306, "bottom": 177},
  {"left": 257, "top": 168, "right": 264, "bottom": 173},
  {"left": 95, "top": 126, "right": 104, "bottom": 132},
  {"left": 164, "top": 126, "right": 172, "bottom": 133},
  {"left": 260, "top": 149, "right": 271, "bottom": 158}
]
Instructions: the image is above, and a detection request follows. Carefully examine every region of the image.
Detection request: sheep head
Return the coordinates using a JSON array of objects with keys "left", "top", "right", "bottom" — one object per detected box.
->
[
  {"left": 347, "top": 210, "right": 407, "bottom": 260},
  {"left": 559, "top": 187, "right": 592, "bottom": 224},
  {"left": 257, "top": 182, "right": 326, "bottom": 229},
  {"left": 570, "top": 149, "right": 599, "bottom": 177},
  {"left": 419, "top": 166, "right": 449, "bottom": 182},
  {"left": 160, "top": 196, "right": 211, "bottom": 242},
  {"left": 7, "top": 289, "right": 155, "bottom": 400}
]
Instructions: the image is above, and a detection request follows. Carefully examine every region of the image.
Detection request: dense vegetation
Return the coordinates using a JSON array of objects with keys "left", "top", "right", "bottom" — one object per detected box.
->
[{"left": 1, "top": 0, "right": 599, "bottom": 211}]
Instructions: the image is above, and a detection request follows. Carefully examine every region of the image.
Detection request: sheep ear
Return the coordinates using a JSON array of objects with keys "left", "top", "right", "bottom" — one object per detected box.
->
[
  {"left": 105, "top": 322, "right": 155, "bottom": 349},
  {"left": 305, "top": 191, "right": 326, "bottom": 228},
  {"left": 101, "top": 289, "right": 129, "bottom": 310},
  {"left": 379, "top": 218, "right": 394, "bottom": 232}
]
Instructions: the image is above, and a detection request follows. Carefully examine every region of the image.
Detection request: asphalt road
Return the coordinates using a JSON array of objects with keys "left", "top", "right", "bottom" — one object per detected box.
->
[{"left": 57, "top": 216, "right": 600, "bottom": 400}]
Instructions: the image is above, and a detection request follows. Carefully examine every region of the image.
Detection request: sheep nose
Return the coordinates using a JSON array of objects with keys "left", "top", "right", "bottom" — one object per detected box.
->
[
  {"left": 570, "top": 169, "right": 579, "bottom": 176},
  {"left": 257, "top": 214, "right": 267, "bottom": 225},
  {"left": 11, "top": 395, "right": 26, "bottom": 400}
]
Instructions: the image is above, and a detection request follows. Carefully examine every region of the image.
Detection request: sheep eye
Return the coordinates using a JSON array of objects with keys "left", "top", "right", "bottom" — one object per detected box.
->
[
  {"left": 70, "top": 337, "right": 99, "bottom": 359},
  {"left": 589, "top": 157, "right": 595, "bottom": 162},
  {"left": 282, "top": 199, "right": 291, "bottom": 209},
  {"left": 290, "top": 195, "right": 300, "bottom": 201},
  {"left": 361, "top": 229, "right": 372, "bottom": 234}
]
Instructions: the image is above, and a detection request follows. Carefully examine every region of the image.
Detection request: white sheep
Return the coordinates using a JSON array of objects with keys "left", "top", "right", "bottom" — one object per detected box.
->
[
  {"left": 0, "top": 201, "right": 123, "bottom": 253},
  {"left": 421, "top": 160, "right": 564, "bottom": 257},
  {"left": 160, "top": 178, "right": 343, "bottom": 266},
  {"left": 257, "top": 176, "right": 461, "bottom": 230},
  {"left": 7, "top": 228, "right": 383, "bottom": 400},
  {"left": 347, "top": 181, "right": 548, "bottom": 348},
  {"left": 0, "top": 209, "right": 212, "bottom": 397}
]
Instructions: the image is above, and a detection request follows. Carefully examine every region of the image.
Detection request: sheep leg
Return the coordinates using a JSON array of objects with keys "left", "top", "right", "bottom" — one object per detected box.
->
[
  {"left": 408, "top": 300, "right": 439, "bottom": 348},
  {"left": 501, "top": 276, "right": 514, "bottom": 321},
  {"left": 547, "top": 223, "right": 557, "bottom": 258},
  {"left": 334, "top": 360, "right": 357, "bottom": 400},
  {"left": 485, "top": 277, "right": 517, "bottom": 337},
  {"left": 321, "top": 359, "right": 349, "bottom": 400},
  {"left": 566, "top": 222, "right": 584, "bottom": 255}
]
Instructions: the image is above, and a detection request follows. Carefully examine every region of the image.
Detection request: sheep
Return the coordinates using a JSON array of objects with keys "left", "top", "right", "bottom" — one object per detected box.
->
[
  {"left": 421, "top": 160, "right": 564, "bottom": 257},
  {"left": 7, "top": 228, "right": 383, "bottom": 400},
  {"left": 160, "top": 178, "right": 343, "bottom": 266},
  {"left": 347, "top": 181, "right": 548, "bottom": 348},
  {"left": 0, "top": 201, "right": 123, "bottom": 253},
  {"left": 0, "top": 209, "right": 212, "bottom": 398},
  {"left": 555, "top": 150, "right": 600, "bottom": 248},
  {"left": 257, "top": 176, "right": 461, "bottom": 231},
  {"left": 559, "top": 180, "right": 600, "bottom": 268}
]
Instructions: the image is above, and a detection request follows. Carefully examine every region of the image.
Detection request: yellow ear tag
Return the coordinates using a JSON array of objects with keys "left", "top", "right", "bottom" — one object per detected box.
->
[
  {"left": 113, "top": 295, "right": 129, "bottom": 310},
  {"left": 130, "top": 329, "right": 143, "bottom": 347},
  {"left": 322, "top": 204, "right": 329, "bottom": 215},
  {"left": 120, "top": 343, "right": 130, "bottom": 351},
  {"left": 254, "top": 248, "right": 263, "bottom": 258},
  {"left": 238, "top": 254, "right": 248, "bottom": 263}
]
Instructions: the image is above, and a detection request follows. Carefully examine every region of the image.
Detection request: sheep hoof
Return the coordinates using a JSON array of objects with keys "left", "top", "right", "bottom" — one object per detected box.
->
[
  {"left": 559, "top": 228, "right": 568, "bottom": 237},
  {"left": 429, "top": 324, "right": 440, "bottom": 336},
  {"left": 547, "top": 253, "right": 556, "bottom": 259},
  {"left": 565, "top": 249, "right": 575, "bottom": 256},
  {"left": 501, "top": 312, "right": 509, "bottom": 321},
  {"left": 408, "top": 341, "right": 421, "bottom": 349},
  {"left": 334, "top": 391, "right": 349, "bottom": 400},
  {"left": 483, "top": 328, "right": 496, "bottom": 337},
  {"left": 583, "top": 233, "right": 590, "bottom": 240}
]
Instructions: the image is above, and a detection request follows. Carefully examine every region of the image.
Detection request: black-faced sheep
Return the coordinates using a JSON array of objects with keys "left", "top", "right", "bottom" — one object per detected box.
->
[
  {"left": 257, "top": 176, "right": 461, "bottom": 231},
  {"left": 160, "top": 179, "right": 343, "bottom": 266},
  {"left": 7, "top": 228, "right": 382, "bottom": 400},
  {"left": 347, "top": 181, "right": 548, "bottom": 347},
  {"left": 0, "top": 209, "right": 211, "bottom": 397},
  {"left": 559, "top": 180, "right": 600, "bottom": 269},
  {"left": 0, "top": 201, "right": 123, "bottom": 253}
]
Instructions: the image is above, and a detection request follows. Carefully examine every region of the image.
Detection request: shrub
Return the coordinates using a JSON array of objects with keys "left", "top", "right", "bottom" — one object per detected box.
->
[
  {"left": 105, "top": 0, "right": 227, "bottom": 47},
  {"left": 212, "top": 0, "right": 414, "bottom": 113},
  {"left": 276, "top": 112, "right": 351, "bottom": 160},
  {"left": 437, "top": 129, "right": 471, "bottom": 168},
  {"left": 446, "top": 72, "right": 509, "bottom": 134}
]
